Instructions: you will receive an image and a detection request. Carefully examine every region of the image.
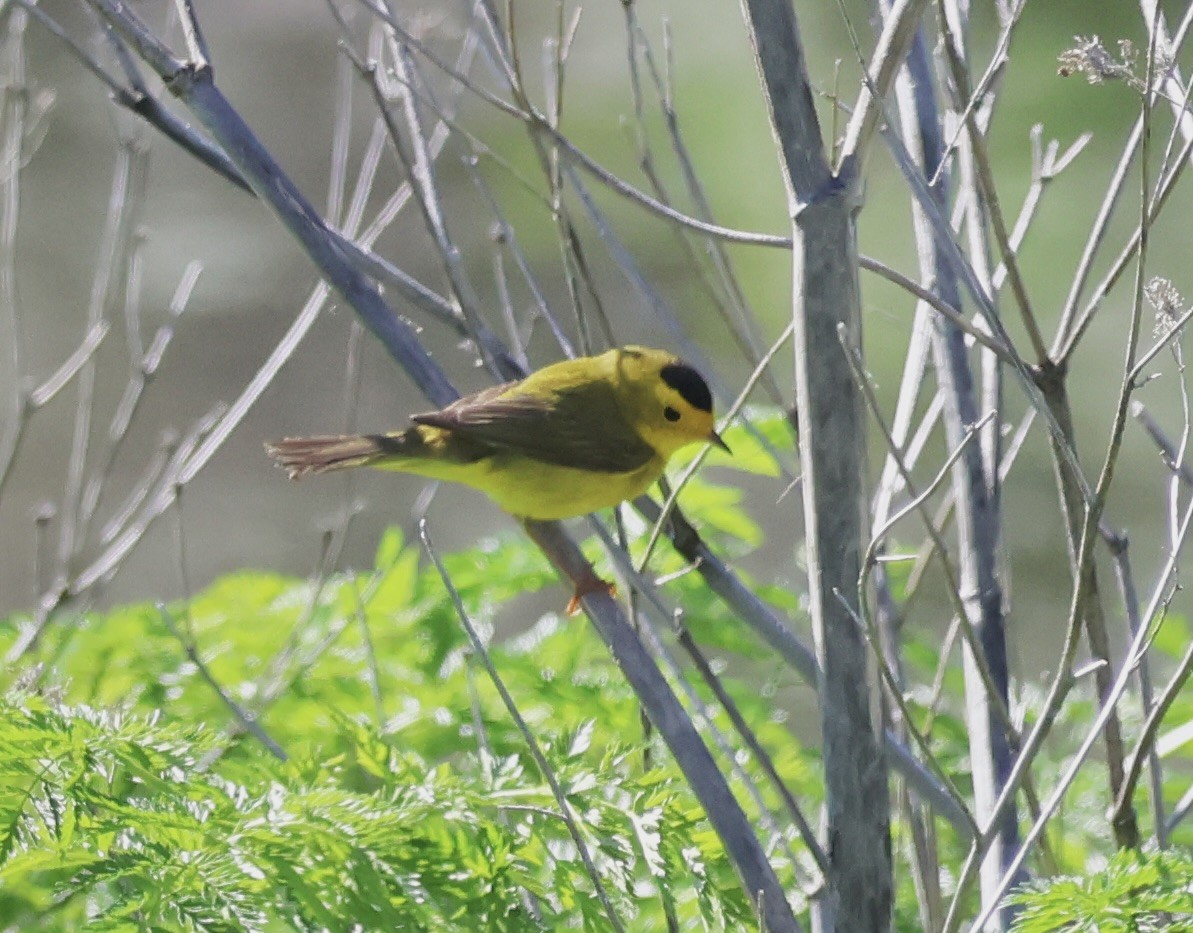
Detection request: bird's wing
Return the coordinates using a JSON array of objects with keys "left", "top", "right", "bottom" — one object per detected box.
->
[{"left": 412, "top": 379, "right": 655, "bottom": 473}]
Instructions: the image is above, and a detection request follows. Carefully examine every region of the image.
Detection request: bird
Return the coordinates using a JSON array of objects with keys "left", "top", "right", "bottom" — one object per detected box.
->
[
  {"left": 267, "top": 345, "right": 728, "bottom": 613},
  {"left": 265, "top": 346, "right": 729, "bottom": 524}
]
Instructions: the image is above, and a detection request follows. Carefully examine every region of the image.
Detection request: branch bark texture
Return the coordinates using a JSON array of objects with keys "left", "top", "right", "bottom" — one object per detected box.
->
[
  {"left": 889, "top": 16, "right": 1023, "bottom": 928},
  {"left": 741, "top": 0, "right": 895, "bottom": 928}
]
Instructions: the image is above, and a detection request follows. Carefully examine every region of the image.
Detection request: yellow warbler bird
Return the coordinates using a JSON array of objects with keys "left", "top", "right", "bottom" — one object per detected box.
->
[{"left": 265, "top": 346, "right": 728, "bottom": 521}]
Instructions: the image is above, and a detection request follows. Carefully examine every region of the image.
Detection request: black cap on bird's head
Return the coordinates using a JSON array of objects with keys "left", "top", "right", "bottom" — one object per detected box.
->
[{"left": 660, "top": 363, "right": 713, "bottom": 414}]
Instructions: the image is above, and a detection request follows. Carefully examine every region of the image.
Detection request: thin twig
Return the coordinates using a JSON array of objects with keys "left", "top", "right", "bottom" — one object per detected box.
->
[
  {"left": 638, "top": 321, "right": 794, "bottom": 573},
  {"left": 860, "top": 255, "right": 1015, "bottom": 363},
  {"left": 670, "top": 611, "right": 828, "bottom": 879},
  {"left": 1111, "top": 634, "right": 1193, "bottom": 831},
  {"left": 158, "top": 604, "right": 288, "bottom": 760},
  {"left": 419, "top": 520, "right": 626, "bottom": 933}
]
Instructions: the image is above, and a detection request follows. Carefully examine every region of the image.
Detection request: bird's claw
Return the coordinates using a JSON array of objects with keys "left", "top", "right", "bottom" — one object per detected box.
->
[{"left": 566, "top": 575, "right": 617, "bottom": 615}]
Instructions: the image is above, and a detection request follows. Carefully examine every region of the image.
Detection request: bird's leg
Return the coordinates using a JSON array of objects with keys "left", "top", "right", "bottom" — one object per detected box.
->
[
  {"left": 519, "top": 517, "right": 618, "bottom": 615},
  {"left": 566, "top": 571, "right": 617, "bottom": 615}
]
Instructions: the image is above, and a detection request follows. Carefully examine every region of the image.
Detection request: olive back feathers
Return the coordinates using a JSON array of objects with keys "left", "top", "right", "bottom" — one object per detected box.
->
[{"left": 411, "top": 378, "right": 655, "bottom": 473}]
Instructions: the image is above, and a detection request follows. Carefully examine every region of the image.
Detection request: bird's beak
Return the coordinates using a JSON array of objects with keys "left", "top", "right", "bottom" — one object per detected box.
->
[{"left": 709, "top": 429, "right": 731, "bottom": 454}]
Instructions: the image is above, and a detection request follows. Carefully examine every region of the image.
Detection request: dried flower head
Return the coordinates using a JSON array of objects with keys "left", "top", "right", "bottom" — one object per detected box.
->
[
  {"left": 1146, "top": 277, "right": 1186, "bottom": 337},
  {"left": 1058, "top": 36, "right": 1172, "bottom": 92},
  {"left": 1057, "top": 36, "right": 1139, "bottom": 86}
]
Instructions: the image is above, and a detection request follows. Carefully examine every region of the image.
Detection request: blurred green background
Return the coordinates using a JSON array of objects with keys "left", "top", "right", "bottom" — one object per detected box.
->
[{"left": 3, "top": 0, "right": 1189, "bottom": 676}]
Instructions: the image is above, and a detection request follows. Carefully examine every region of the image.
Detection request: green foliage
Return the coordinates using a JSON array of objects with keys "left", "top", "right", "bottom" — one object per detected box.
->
[
  {"left": 4, "top": 401, "right": 1188, "bottom": 930},
  {"left": 1009, "top": 848, "right": 1193, "bottom": 932},
  {"left": 0, "top": 513, "right": 814, "bottom": 930}
]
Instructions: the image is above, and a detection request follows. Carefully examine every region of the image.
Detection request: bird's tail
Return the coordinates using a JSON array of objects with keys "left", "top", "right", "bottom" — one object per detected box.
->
[{"left": 265, "top": 433, "right": 407, "bottom": 479}]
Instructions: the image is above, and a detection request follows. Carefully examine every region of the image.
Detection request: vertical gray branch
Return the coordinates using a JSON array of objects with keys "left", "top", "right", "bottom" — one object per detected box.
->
[
  {"left": 740, "top": 0, "right": 894, "bottom": 928},
  {"left": 889, "top": 15, "right": 1022, "bottom": 929}
]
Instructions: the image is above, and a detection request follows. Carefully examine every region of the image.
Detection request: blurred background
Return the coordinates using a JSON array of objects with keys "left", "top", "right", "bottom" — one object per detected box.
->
[{"left": 2, "top": 0, "right": 1185, "bottom": 676}]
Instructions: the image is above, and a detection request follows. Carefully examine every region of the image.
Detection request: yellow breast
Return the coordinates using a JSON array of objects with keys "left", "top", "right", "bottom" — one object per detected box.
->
[{"left": 391, "top": 451, "right": 666, "bottom": 520}]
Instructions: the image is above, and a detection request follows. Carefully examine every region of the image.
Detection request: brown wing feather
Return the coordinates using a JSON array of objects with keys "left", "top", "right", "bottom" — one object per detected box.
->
[{"left": 412, "top": 378, "right": 654, "bottom": 473}]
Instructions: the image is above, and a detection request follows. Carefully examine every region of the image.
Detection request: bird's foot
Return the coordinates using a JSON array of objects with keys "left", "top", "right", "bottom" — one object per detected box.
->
[{"left": 566, "top": 574, "right": 617, "bottom": 616}]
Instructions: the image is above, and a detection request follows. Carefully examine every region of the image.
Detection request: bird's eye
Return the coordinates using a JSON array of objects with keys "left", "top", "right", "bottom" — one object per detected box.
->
[{"left": 663, "top": 406, "right": 681, "bottom": 422}]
